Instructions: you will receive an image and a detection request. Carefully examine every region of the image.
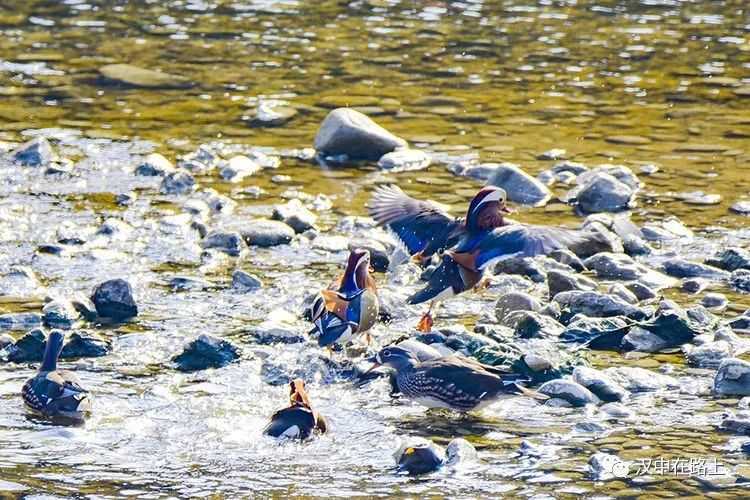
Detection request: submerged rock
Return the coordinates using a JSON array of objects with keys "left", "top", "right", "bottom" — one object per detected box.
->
[
  {"left": 202, "top": 231, "right": 244, "bottom": 257},
  {"left": 714, "top": 358, "right": 750, "bottom": 396},
  {"left": 135, "top": 153, "right": 175, "bottom": 176},
  {"left": 377, "top": 149, "right": 430, "bottom": 172},
  {"left": 60, "top": 332, "right": 111, "bottom": 359},
  {"left": 539, "top": 379, "right": 599, "bottom": 407},
  {"left": 232, "top": 270, "right": 263, "bottom": 291},
  {"left": 272, "top": 199, "right": 317, "bottom": 233},
  {"left": 314, "top": 108, "right": 406, "bottom": 161},
  {"left": 99, "top": 63, "right": 193, "bottom": 89},
  {"left": 604, "top": 366, "right": 678, "bottom": 392},
  {"left": 12, "top": 137, "right": 54, "bottom": 167},
  {"left": 42, "top": 299, "right": 79, "bottom": 329},
  {"left": 0, "top": 312, "right": 43, "bottom": 332},
  {"left": 486, "top": 163, "right": 552, "bottom": 206},
  {"left": 241, "top": 219, "right": 294, "bottom": 247},
  {"left": 91, "top": 278, "right": 138, "bottom": 321},
  {"left": 572, "top": 366, "right": 628, "bottom": 402},
  {"left": 173, "top": 334, "right": 241, "bottom": 372}
]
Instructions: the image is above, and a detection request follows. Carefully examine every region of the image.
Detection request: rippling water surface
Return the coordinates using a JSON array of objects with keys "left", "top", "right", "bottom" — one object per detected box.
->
[{"left": 1, "top": 0, "right": 750, "bottom": 498}]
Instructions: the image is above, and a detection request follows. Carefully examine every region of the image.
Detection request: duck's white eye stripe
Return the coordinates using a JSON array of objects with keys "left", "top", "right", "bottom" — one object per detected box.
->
[{"left": 471, "top": 190, "right": 504, "bottom": 215}]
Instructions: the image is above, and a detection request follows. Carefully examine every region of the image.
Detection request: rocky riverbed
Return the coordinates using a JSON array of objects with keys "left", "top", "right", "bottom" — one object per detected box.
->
[{"left": 2, "top": 0, "right": 750, "bottom": 498}]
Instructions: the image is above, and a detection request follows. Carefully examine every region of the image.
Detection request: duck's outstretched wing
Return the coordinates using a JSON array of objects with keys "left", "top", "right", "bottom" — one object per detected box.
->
[
  {"left": 369, "top": 184, "right": 463, "bottom": 257},
  {"left": 474, "top": 224, "right": 591, "bottom": 270}
]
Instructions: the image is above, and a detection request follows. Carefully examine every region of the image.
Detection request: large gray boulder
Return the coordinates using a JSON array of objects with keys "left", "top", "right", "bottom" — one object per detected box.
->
[
  {"left": 486, "top": 163, "right": 552, "bottom": 206},
  {"left": 568, "top": 173, "right": 634, "bottom": 213},
  {"left": 714, "top": 358, "right": 750, "bottom": 396},
  {"left": 91, "top": 279, "right": 138, "bottom": 321},
  {"left": 314, "top": 108, "right": 406, "bottom": 161}
]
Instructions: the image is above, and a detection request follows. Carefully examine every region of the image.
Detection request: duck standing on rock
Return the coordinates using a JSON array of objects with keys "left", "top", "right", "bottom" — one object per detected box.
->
[
  {"left": 367, "top": 346, "right": 546, "bottom": 412},
  {"left": 21, "top": 331, "right": 91, "bottom": 424},
  {"left": 369, "top": 184, "right": 609, "bottom": 330},
  {"left": 308, "top": 248, "right": 379, "bottom": 348},
  {"left": 264, "top": 379, "right": 327, "bottom": 440}
]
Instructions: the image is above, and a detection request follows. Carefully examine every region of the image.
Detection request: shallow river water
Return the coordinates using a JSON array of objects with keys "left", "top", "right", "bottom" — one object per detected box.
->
[{"left": 1, "top": 0, "right": 750, "bottom": 498}]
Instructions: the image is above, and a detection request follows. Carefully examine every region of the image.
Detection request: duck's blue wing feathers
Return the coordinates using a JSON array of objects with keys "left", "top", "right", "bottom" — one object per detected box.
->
[
  {"left": 475, "top": 225, "right": 587, "bottom": 270},
  {"left": 369, "top": 185, "right": 463, "bottom": 257}
]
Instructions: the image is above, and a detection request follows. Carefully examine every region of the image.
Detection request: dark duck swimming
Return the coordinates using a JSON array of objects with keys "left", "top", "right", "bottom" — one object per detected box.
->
[
  {"left": 367, "top": 346, "right": 546, "bottom": 412},
  {"left": 369, "top": 184, "right": 609, "bottom": 330},
  {"left": 264, "top": 379, "right": 327, "bottom": 440},
  {"left": 21, "top": 331, "right": 91, "bottom": 424},
  {"left": 308, "top": 248, "right": 380, "bottom": 348}
]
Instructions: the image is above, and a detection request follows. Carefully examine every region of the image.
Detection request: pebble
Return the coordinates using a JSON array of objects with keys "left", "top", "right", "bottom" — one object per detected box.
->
[
  {"left": 486, "top": 163, "right": 552, "bottom": 206},
  {"left": 0, "top": 312, "right": 42, "bottom": 332},
  {"left": 377, "top": 149, "right": 431, "bottom": 172},
  {"left": 232, "top": 270, "right": 263, "bottom": 291},
  {"left": 512, "top": 311, "right": 564, "bottom": 339},
  {"left": 219, "top": 155, "right": 261, "bottom": 182},
  {"left": 702, "top": 292, "right": 728, "bottom": 310},
  {"left": 604, "top": 366, "right": 678, "bottom": 392},
  {"left": 539, "top": 379, "right": 600, "bottom": 407},
  {"left": 271, "top": 199, "right": 317, "bottom": 233},
  {"left": 249, "top": 102, "right": 297, "bottom": 127},
  {"left": 241, "top": 219, "right": 295, "bottom": 247},
  {"left": 730, "top": 201, "right": 750, "bottom": 215},
  {"left": 547, "top": 270, "right": 598, "bottom": 298},
  {"left": 160, "top": 171, "right": 196, "bottom": 195},
  {"left": 202, "top": 231, "right": 244, "bottom": 256},
  {"left": 537, "top": 149, "right": 566, "bottom": 161}
]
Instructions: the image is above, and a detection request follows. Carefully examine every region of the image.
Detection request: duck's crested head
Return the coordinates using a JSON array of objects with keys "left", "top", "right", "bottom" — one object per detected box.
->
[
  {"left": 343, "top": 248, "right": 371, "bottom": 291},
  {"left": 41, "top": 330, "right": 65, "bottom": 372},
  {"left": 396, "top": 438, "right": 445, "bottom": 475},
  {"left": 288, "top": 378, "right": 313, "bottom": 408},
  {"left": 466, "top": 186, "right": 510, "bottom": 231},
  {"left": 375, "top": 345, "right": 419, "bottom": 371}
]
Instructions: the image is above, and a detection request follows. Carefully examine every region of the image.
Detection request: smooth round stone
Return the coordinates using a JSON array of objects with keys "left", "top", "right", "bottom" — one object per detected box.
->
[
  {"left": 134, "top": 152, "right": 174, "bottom": 176},
  {"left": 219, "top": 155, "right": 261, "bottom": 182},
  {"left": 537, "top": 148, "right": 566, "bottom": 161},
  {"left": 241, "top": 220, "right": 294, "bottom": 247},
  {"left": 714, "top": 358, "right": 750, "bottom": 396},
  {"left": 377, "top": 149, "right": 431, "bottom": 172},
  {"left": 249, "top": 102, "right": 297, "bottom": 127},
  {"left": 271, "top": 199, "right": 317, "bottom": 233},
  {"left": 42, "top": 299, "right": 79, "bottom": 329},
  {"left": 202, "top": 231, "right": 244, "bottom": 256},
  {"left": 702, "top": 292, "right": 728, "bottom": 310},
  {"left": 730, "top": 201, "right": 750, "bottom": 215},
  {"left": 677, "top": 191, "right": 721, "bottom": 205},
  {"left": 486, "top": 163, "right": 552, "bottom": 206},
  {"left": 313, "top": 108, "right": 406, "bottom": 161},
  {"left": 539, "top": 379, "right": 600, "bottom": 407}
]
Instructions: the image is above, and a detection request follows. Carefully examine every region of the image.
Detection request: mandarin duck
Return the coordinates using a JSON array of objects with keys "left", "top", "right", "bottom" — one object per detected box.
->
[
  {"left": 309, "top": 248, "right": 379, "bottom": 348},
  {"left": 21, "top": 331, "right": 91, "bottom": 423},
  {"left": 369, "top": 184, "right": 609, "bottom": 330},
  {"left": 395, "top": 437, "right": 477, "bottom": 475},
  {"left": 264, "top": 379, "right": 327, "bottom": 440},
  {"left": 367, "top": 346, "right": 545, "bottom": 412}
]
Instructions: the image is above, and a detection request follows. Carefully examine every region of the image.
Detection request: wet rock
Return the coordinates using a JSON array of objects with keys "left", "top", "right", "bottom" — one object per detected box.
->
[
  {"left": 684, "top": 341, "right": 733, "bottom": 368},
  {"left": 241, "top": 219, "right": 294, "bottom": 247},
  {"left": 706, "top": 248, "right": 750, "bottom": 272},
  {"left": 548, "top": 249, "right": 585, "bottom": 272},
  {"left": 0, "top": 334, "right": 13, "bottom": 351},
  {"left": 622, "top": 305, "right": 706, "bottom": 352},
  {"left": 547, "top": 270, "right": 597, "bottom": 298},
  {"left": 311, "top": 235, "right": 349, "bottom": 252},
  {"left": 572, "top": 366, "right": 628, "bottom": 402},
  {"left": 0, "top": 266, "right": 44, "bottom": 297},
  {"left": 495, "top": 292, "right": 542, "bottom": 325},
  {"left": 730, "top": 201, "right": 750, "bottom": 215},
  {"left": 5, "top": 329, "right": 45, "bottom": 363},
  {"left": 178, "top": 146, "right": 219, "bottom": 173},
  {"left": 271, "top": 199, "right": 317, "bottom": 233},
  {"left": 719, "top": 411, "right": 750, "bottom": 435},
  {"left": 604, "top": 366, "right": 678, "bottom": 392},
  {"left": 702, "top": 293, "right": 728, "bottom": 310},
  {"left": 314, "top": 108, "right": 407, "bottom": 161},
  {"left": 607, "top": 284, "right": 638, "bottom": 304},
  {"left": 731, "top": 270, "right": 750, "bottom": 292},
  {"left": 641, "top": 218, "right": 693, "bottom": 241},
  {"left": 661, "top": 258, "right": 730, "bottom": 281},
  {"left": 588, "top": 453, "right": 630, "bottom": 481},
  {"left": 682, "top": 278, "right": 709, "bottom": 294},
  {"left": 568, "top": 173, "right": 634, "bottom": 213},
  {"left": 60, "top": 332, "right": 111, "bottom": 359},
  {"left": 134, "top": 153, "right": 175, "bottom": 176},
  {"left": 677, "top": 191, "right": 722, "bottom": 205},
  {"left": 91, "top": 278, "right": 138, "bottom": 321},
  {"left": 625, "top": 281, "right": 657, "bottom": 302},
  {"left": 249, "top": 102, "right": 297, "bottom": 127},
  {"left": 183, "top": 199, "right": 210, "bottom": 218},
  {"left": 172, "top": 334, "right": 241, "bottom": 372},
  {"left": 160, "top": 170, "right": 195, "bottom": 195},
  {"left": 199, "top": 189, "right": 236, "bottom": 214},
  {"left": 99, "top": 63, "right": 193, "bottom": 88},
  {"left": 96, "top": 218, "right": 133, "bottom": 239},
  {"left": 486, "top": 163, "right": 552, "bottom": 206},
  {"left": 554, "top": 291, "right": 647, "bottom": 320},
  {"left": 42, "top": 299, "right": 79, "bottom": 329},
  {"left": 377, "top": 149, "right": 430, "bottom": 172},
  {"left": 714, "top": 358, "right": 750, "bottom": 396},
  {"left": 512, "top": 311, "right": 564, "bottom": 339},
  {"left": 539, "top": 379, "right": 599, "bottom": 407},
  {"left": 247, "top": 324, "right": 305, "bottom": 344},
  {"left": 561, "top": 316, "right": 629, "bottom": 343},
  {"left": 219, "top": 155, "right": 261, "bottom": 182},
  {"left": 167, "top": 276, "right": 212, "bottom": 291},
  {"left": 0, "top": 312, "right": 42, "bottom": 332},
  {"left": 687, "top": 305, "right": 718, "bottom": 329},
  {"left": 232, "top": 270, "right": 263, "bottom": 291},
  {"left": 11, "top": 136, "right": 54, "bottom": 166},
  {"left": 584, "top": 252, "right": 671, "bottom": 288},
  {"left": 622, "top": 234, "right": 653, "bottom": 256},
  {"left": 445, "top": 162, "right": 498, "bottom": 181},
  {"left": 202, "top": 231, "right": 244, "bottom": 257},
  {"left": 494, "top": 257, "right": 546, "bottom": 283},
  {"left": 552, "top": 161, "right": 588, "bottom": 176}
]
